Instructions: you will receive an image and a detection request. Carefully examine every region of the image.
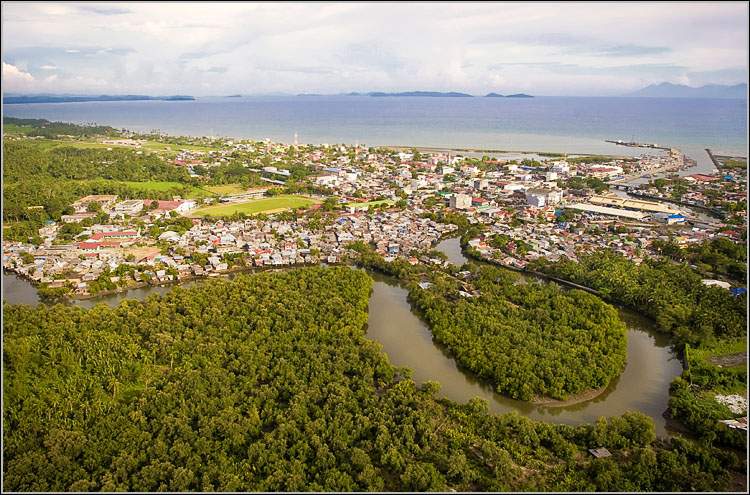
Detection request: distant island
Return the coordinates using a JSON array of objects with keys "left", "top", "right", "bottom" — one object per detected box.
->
[
  {"left": 224, "top": 94, "right": 242, "bottom": 98},
  {"left": 485, "top": 92, "right": 534, "bottom": 98},
  {"left": 295, "top": 91, "right": 534, "bottom": 98},
  {"left": 622, "top": 82, "right": 747, "bottom": 99},
  {"left": 4, "top": 94, "right": 196, "bottom": 104},
  {"left": 368, "top": 91, "right": 473, "bottom": 97}
]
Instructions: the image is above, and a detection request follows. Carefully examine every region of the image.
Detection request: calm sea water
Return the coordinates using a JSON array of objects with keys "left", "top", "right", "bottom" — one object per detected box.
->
[{"left": 3, "top": 96, "right": 747, "bottom": 165}]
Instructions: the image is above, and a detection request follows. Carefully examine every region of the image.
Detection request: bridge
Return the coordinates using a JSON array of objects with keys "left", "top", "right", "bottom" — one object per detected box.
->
[{"left": 608, "top": 183, "right": 634, "bottom": 191}]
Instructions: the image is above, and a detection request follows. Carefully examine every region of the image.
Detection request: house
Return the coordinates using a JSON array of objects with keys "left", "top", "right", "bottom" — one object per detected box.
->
[{"left": 588, "top": 448, "right": 612, "bottom": 459}]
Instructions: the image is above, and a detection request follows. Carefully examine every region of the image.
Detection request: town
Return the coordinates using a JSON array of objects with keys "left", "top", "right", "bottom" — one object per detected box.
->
[{"left": 3, "top": 127, "right": 746, "bottom": 299}]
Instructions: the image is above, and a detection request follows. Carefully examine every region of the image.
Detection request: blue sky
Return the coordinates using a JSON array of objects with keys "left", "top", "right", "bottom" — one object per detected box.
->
[{"left": 2, "top": 2, "right": 748, "bottom": 96}]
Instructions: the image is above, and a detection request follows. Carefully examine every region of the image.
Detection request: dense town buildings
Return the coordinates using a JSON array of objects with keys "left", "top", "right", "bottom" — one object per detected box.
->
[{"left": 3, "top": 136, "right": 746, "bottom": 298}]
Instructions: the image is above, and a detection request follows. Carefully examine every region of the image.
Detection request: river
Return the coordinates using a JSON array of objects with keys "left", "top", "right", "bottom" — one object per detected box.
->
[
  {"left": 3, "top": 246, "right": 683, "bottom": 437},
  {"left": 365, "top": 237, "right": 683, "bottom": 437}
]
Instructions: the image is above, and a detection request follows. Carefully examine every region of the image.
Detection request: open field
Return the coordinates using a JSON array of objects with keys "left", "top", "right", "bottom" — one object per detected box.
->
[
  {"left": 3, "top": 135, "right": 221, "bottom": 156},
  {"left": 120, "top": 181, "right": 214, "bottom": 199},
  {"left": 204, "top": 184, "right": 249, "bottom": 195},
  {"left": 194, "top": 195, "right": 319, "bottom": 216},
  {"left": 345, "top": 199, "right": 395, "bottom": 209},
  {"left": 3, "top": 124, "right": 35, "bottom": 135}
]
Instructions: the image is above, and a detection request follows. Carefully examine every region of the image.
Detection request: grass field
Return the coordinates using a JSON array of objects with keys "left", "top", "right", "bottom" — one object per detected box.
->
[
  {"left": 3, "top": 124, "right": 34, "bottom": 135},
  {"left": 345, "top": 199, "right": 395, "bottom": 209},
  {"left": 194, "top": 195, "right": 319, "bottom": 216},
  {"left": 120, "top": 181, "right": 214, "bottom": 199},
  {"left": 204, "top": 184, "right": 248, "bottom": 195},
  {"left": 3, "top": 135, "right": 222, "bottom": 156}
]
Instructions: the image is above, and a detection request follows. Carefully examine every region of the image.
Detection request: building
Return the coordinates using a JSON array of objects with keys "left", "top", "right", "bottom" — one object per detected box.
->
[
  {"left": 567, "top": 203, "right": 647, "bottom": 220},
  {"left": 71, "top": 195, "right": 118, "bottom": 213},
  {"left": 589, "top": 195, "right": 680, "bottom": 215},
  {"left": 450, "top": 193, "right": 472, "bottom": 210},
  {"left": 113, "top": 199, "right": 144, "bottom": 215},
  {"left": 470, "top": 178, "right": 489, "bottom": 190},
  {"left": 61, "top": 212, "right": 97, "bottom": 223},
  {"left": 525, "top": 189, "right": 562, "bottom": 207}
]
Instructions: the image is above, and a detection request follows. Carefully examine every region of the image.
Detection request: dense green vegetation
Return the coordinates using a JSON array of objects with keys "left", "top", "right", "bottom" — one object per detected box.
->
[
  {"left": 3, "top": 117, "right": 122, "bottom": 139},
  {"left": 2, "top": 141, "right": 194, "bottom": 234},
  {"left": 3, "top": 267, "right": 741, "bottom": 491},
  {"left": 528, "top": 250, "right": 746, "bottom": 346},
  {"left": 651, "top": 237, "right": 746, "bottom": 282},
  {"left": 351, "top": 243, "right": 627, "bottom": 401},
  {"left": 408, "top": 264, "right": 628, "bottom": 401},
  {"left": 721, "top": 160, "right": 747, "bottom": 170},
  {"left": 667, "top": 340, "right": 747, "bottom": 449}
]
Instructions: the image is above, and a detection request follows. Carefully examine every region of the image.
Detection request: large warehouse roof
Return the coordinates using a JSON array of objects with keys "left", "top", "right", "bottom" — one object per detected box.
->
[{"left": 567, "top": 203, "right": 648, "bottom": 220}]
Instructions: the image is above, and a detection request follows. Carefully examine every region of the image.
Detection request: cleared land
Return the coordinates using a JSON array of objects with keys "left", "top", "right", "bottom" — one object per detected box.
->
[
  {"left": 3, "top": 135, "right": 221, "bottom": 157},
  {"left": 194, "top": 195, "right": 319, "bottom": 216},
  {"left": 204, "top": 184, "right": 249, "bottom": 195},
  {"left": 345, "top": 200, "right": 395, "bottom": 209},
  {"left": 120, "top": 181, "right": 213, "bottom": 199}
]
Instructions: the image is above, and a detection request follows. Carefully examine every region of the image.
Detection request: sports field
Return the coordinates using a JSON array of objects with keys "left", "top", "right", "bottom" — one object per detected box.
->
[{"left": 194, "top": 195, "right": 319, "bottom": 216}]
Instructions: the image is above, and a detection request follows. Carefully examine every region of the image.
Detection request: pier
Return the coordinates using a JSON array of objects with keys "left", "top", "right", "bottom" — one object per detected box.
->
[{"left": 605, "top": 139, "right": 672, "bottom": 151}]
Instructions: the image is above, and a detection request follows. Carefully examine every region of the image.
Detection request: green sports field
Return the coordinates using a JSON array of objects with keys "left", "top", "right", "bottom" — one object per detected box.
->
[{"left": 194, "top": 195, "right": 319, "bottom": 216}]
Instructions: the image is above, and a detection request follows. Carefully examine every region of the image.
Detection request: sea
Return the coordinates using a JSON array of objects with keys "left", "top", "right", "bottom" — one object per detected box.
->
[{"left": 3, "top": 95, "right": 747, "bottom": 173}]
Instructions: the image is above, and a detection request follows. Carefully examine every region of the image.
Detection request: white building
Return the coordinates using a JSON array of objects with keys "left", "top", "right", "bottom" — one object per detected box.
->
[
  {"left": 450, "top": 193, "right": 472, "bottom": 210},
  {"left": 114, "top": 199, "right": 144, "bottom": 215},
  {"left": 525, "top": 189, "right": 562, "bottom": 207}
]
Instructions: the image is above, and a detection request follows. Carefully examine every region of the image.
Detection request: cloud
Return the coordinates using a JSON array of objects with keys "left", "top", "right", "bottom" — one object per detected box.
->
[
  {"left": 596, "top": 45, "right": 670, "bottom": 57},
  {"left": 3, "top": 62, "right": 36, "bottom": 91},
  {"left": 79, "top": 5, "right": 134, "bottom": 16},
  {"left": 1, "top": 2, "right": 746, "bottom": 96},
  {"left": 2, "top": 62, "right": 108, "bottom": 93}
]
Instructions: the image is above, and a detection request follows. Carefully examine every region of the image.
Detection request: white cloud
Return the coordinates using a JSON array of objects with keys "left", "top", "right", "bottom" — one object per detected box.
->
[
  {"left": 40, "top": 64, "right": 58, "bottom": 70},
  {"left": 3, "top": 62, "right": 37, "bottom": 92},
  {"left": 1, "top": 2, "right": 747, "bottom": 95},
  {"left": 2, "top": 62, "right": 107, "bottom": 93}
]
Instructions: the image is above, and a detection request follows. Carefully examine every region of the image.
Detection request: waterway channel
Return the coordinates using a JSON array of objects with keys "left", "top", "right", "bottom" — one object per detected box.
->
[{"left": 3, "top": 240, "right": 684, "bottom": 437}]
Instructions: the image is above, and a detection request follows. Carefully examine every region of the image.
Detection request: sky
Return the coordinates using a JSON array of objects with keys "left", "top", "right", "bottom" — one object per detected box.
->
[{"left": 2, "top": 1, "right": 748, "bottom": 97}]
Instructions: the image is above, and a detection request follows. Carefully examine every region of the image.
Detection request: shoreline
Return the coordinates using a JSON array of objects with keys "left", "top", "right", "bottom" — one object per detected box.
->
[{"left": 380, "top": 144, "right": 638, "bottom": 159}]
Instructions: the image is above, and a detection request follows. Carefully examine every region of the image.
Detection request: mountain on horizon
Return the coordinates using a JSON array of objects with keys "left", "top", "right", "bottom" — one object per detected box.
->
[
  {"left": 622, "top": 82, "right": 747, "bottom": 99},
  {"left": 3, "top": 94, "right": 195, "bottom": 104}
]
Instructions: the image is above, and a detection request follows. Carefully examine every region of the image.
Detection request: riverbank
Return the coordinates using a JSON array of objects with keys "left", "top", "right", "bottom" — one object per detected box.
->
[
  {"left": 5, "top": 259, "right": 336, "bottom": 303},
  {"left": 531, "top": 382, "right": 611, "bottom": 407}
]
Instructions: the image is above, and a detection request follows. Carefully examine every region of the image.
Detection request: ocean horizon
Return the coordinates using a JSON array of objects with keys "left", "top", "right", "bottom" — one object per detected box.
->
[{"left": 3, "top": 95, "right": 746, "bottom": 166}]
